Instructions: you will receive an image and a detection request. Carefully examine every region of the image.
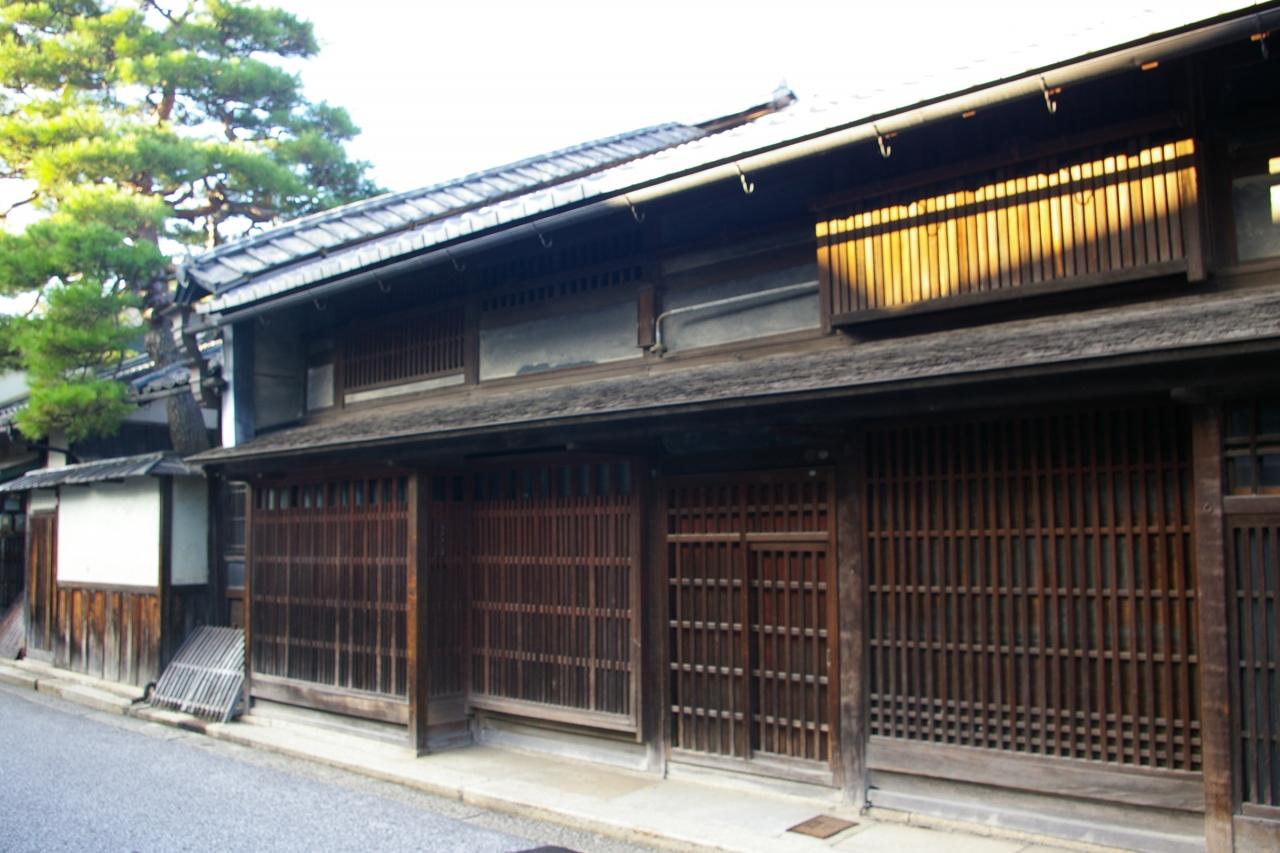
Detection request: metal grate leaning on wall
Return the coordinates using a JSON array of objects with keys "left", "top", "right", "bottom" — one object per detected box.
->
[{"left": 865, "top": 404, "right": 1200, "bottom": 771}]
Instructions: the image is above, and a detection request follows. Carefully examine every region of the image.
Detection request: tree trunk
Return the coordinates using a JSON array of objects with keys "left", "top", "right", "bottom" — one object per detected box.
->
[{"left": 144, "top": 297, "right": 211, "bottom": 457}]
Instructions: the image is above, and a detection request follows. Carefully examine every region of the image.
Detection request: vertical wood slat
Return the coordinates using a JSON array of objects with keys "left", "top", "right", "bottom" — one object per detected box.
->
[
  {"left": 248, "top": 473, "right": 410, "bottom": 699},
  {"left": 819, "top": 139, "right": 1199, "bottom": 320},
  {"left": 866, "top": 405, "right": 1200, "bottom": 773}
]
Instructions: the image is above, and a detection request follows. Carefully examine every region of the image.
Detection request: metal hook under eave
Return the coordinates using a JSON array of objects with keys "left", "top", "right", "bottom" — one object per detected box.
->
[
  {"left": 446, "top": 250, "right": 465, "bottom": 273},
  {"left": 873, "top": 125, "right": 892, "bottom": 159},
  {"left": 377, "top": 279, "right": 391, "bottom": 294},
  {"left": 626, "top": 195, "right": 645, "bottom": 223},
  {"left": 313, "top": 297, "right": 327, "bottom": 310},
  {"left": 1252, "top": 28, "right": 1270, "bottom": 60},
  {"left": 735, "top": 163, "right": 755, "bottom": 195},
  {"left": 1041, "top": 77, "right": 1060, "bottom": 114}
]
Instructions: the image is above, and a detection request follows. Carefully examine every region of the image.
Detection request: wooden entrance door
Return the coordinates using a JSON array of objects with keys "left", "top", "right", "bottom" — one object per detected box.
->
[
  {"left": 26, "top": 511, "right": 56, "bottom": 656},
  {"left": 665, "top": 469, "right": 837, "bottom": 778}
]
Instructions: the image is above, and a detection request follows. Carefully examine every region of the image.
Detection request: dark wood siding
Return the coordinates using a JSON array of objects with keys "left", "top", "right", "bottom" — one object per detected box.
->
[
  {"left": 54, "top": 585, "right": 162, "bottom": 687},
  {"left": 864, "top": 405, "right": 1200, "bottom": 773},
  {"left": 248, "top": 475, "right": 409, "bottom": 704},
  {"left": 0, "top": 533, "right": 23, "bottom": 611},
  {"left": 818, "top": 139, "right": 1200, "bottom": 323},
  {"left": 26, "top": 511, "right": 56, "bottom": 654},
  {"left": 665, "top": 470, "right": 837, "bottom": 771}
]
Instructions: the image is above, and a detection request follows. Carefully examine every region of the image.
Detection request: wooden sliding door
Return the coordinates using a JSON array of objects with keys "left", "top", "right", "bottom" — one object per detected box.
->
[
  {"left": 468, "top": 458, "right": 642, "bottom": 732},
  {"left": 864, "top": 405, "right": 1202, "bottom": 804},
  {"left": 665, "top": 469, "right": 837, "bottom": 779},
  {"left": 248, "top": 474, "right": 410, "bottom": 723}
]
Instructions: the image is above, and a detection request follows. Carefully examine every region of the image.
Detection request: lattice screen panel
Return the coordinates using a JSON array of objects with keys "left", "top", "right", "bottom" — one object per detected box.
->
[
  {"left": 865, "top": 406, "right": 1200, "bottom": 772},
  {"left": 666, "top": 471, "right": 835, "bottom": 766},
  {"left": 469, "top": 460, "right": 640, "bottom": 726},
  {"left": 1228, "top": 516, "right": 1280, "bottom": 807},
  {"left": 250, "top": 476, "right": 409, "bottom": 698}
]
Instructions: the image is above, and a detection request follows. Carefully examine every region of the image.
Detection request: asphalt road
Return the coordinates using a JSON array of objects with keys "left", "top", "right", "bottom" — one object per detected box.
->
[{"left": 0, "top": 686, "right": 652, "bottom": 853}]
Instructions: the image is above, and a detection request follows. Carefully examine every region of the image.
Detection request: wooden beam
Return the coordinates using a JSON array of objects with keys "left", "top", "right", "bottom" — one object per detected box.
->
[
  {"left": 158, "top": 477, "right": 174, "bottom": 669},
  {"left": 242, "top": 483, "right": 254, "bottom": 716},
  {"left": 407, "top": 471, "right": 430, "bottom": 754},
  {"left": 836, "top": 446, "right": 867, "bottom": 807},
  {"left": 1191, "top": 405, "right": 1235, "bottom": 853},
  {"left": 868, "top": 738, "right": 1206, "bottom": 812}
]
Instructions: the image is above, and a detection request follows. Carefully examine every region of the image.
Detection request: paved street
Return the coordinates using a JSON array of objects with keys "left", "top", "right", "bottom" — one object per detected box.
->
[{"left": 0, "top": 686, "right": 652, "bottom": 853}]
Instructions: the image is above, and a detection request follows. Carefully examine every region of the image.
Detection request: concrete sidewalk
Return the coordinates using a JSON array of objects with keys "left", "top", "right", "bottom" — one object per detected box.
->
[{"left": 0, "top": 658, "right": 1091, "bottom": 853}]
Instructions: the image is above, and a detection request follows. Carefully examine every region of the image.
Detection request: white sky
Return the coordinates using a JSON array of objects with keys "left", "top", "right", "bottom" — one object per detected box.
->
[{"left": 274, "top": 0, "right": 1251, "bottom": 192}]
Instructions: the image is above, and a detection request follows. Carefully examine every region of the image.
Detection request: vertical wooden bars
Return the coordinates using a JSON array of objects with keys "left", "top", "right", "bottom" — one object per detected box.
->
[
  {"left": 468, "top": 459, "right": 641, "bottom": 729},
  {"left": 864, "top": 405, "right": 1200, "bottom": 774},
  {"left": 818, "top": 139, "right": 1199, "bottom": 321},
  {"left": 248, "top": 473, "right": 410, "bottom": 699},
  {"left": 665, "top": 469, "right": 836, "bottom": 769}
]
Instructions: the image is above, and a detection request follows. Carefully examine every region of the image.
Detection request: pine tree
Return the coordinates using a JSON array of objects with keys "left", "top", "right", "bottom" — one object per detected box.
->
[{"left": 0, "top": 0, "right": 380, "bottom": 451}]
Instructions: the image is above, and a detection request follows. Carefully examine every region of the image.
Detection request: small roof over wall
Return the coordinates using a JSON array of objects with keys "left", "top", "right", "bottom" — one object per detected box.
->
[{"left": 0, "top": 452, "right": 202, "bottom": 493}]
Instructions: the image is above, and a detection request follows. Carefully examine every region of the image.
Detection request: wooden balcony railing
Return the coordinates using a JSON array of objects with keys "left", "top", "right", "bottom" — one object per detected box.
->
[{"left": 817, "top": 138, "right": 1203, "bottom": 325}]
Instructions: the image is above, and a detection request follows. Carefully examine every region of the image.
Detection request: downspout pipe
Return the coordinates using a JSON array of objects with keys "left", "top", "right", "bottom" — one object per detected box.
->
[
  {"left": 650, "top": 281, "right": 819, "bottom": 356},
  {"left": 206, "top": 6, "right": 1280, "bottom": 326}
]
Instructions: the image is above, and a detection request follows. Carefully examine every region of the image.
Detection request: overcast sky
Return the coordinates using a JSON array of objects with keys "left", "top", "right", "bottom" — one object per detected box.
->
[{"left": 274, "top": 0, "right": 1250, "bottom": 192}]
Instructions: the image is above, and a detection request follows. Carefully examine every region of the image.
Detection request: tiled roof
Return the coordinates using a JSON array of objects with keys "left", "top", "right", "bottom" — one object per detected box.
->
[
  {"left": 0, "top": 341, "right": 222, "bottom": 428},
  {"left": 0, "top": 452, "right": 201, "bottom": 492},
  {"left": 180, "top": 122, "right": 713, "bottom": 303},
  {"left": 185, "top": 3, "right": 1269, "bottom": 317},
  {"left": 189, "top": 283, "right": 1280, "bottom": 465}
]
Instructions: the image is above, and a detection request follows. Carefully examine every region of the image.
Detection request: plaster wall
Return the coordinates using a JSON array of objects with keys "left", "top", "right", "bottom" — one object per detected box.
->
[
  {"left": 57, "top": 479, "right": 160, "bottom": 587},
  {"left": 170, "top": 477, "right": 208, "bottom": 585}
]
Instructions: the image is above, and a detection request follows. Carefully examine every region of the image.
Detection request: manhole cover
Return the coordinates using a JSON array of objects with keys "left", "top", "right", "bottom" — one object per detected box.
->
[{"left": 787, "top": 814, "right": 858, "bottom": 838}]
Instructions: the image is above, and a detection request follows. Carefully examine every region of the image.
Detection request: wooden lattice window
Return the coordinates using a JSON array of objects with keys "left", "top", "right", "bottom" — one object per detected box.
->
[
  {"left": 468, "top": 459, "right": 641, "bottom": 730},
  {"left": 1225, "top": 399, "right": 1280, "bottom": 495},
  {"left": 479, "top": 231, "right": 645, "bottom": 313},
  {"left": 249, "top": 475, "right": 409, "bottom": 699},
  {"left": 341, "top": 307, "right": 464, "bottom": 393},
  {"left": 818, "top": 138, "right": 1200, "bottom": 323},
  {"left": 665, "top": 470, "right": 837, "bottom": 770},
  {"left": 865, "top": 405, "right": 1200, "bottom": 772}
]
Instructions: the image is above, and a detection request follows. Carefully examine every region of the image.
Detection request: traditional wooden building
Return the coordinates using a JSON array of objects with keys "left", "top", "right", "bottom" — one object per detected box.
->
[{"left": 182, "top": 6, "right": 1280, "bottom": 851}]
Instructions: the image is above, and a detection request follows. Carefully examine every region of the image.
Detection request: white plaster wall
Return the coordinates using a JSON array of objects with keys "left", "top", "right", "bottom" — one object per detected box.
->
[
  {"left": 28, "top": 489, "right": 57, "bottom": 513},
  {"left": 170, "top": 477, "right": 208, "bottom": 585},
  {"left": 57, "top": 479, "right": 160, "bottom": 587}
]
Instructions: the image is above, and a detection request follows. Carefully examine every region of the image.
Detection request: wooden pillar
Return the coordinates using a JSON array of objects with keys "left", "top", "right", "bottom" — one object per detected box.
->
[
  {"left": 643, "top": 466, "right": 669, "bottom": 774},
  {"left": 242, "top": 483, "right": 254, "bottom": 716},
  {"left": 1191, "top": 406, "right": 1234, "bottom": 852},
  {"left": 407, "top": 472, "right": 430, "bottom": 754},
  {"left": 158, "top": 476, "right": 174, "bottom": 669},
  {"left": 836, "top": 441, "right": 867, "bottom": 807}
]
